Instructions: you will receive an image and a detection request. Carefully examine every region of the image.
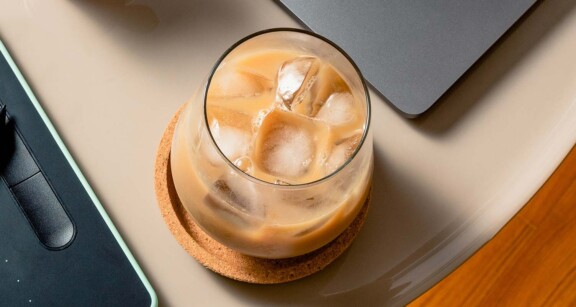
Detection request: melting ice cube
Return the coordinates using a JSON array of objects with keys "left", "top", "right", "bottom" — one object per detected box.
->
[
  {"left": 254, "top": 109, "right": 328, "bottom": 181},
  {"left": 209, "top": 66, "right": 273, "bottom": 98},
  {"left": 276, "top": 56, "right": 320, "bottom": 111},
  {"left": 315, "top": 92, "right": 356, "bottom": 126},
  {"left": 205, "top": 174, "right": 265, "bottom": 226},
  {"left": 325, "top": 133, "right": 362, "bottom": 174},
  {"left": 204, "top": 106, "right": 253, "bottom": 165},
  {"left": 207, "top": 105, "right": 253, "bottom": 131},
  {"left": 309, "top": 65, "right": 349, "bottom": 113},
  {"left": 210, "top": 121, "right": 251, "bottom": 163},
  {"left": 259, "top": 124, "right": 313, "bottom": 178}
]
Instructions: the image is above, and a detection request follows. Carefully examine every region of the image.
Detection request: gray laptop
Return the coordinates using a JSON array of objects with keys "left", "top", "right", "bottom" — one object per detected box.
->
[{"left": 278, "top": 0, "right": 537, "bottom": 117}]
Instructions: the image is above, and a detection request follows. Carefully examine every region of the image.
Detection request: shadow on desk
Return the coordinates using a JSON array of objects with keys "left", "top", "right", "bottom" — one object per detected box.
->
[{"left": 213, "top": 151, "right": 468, "bottom": 306}]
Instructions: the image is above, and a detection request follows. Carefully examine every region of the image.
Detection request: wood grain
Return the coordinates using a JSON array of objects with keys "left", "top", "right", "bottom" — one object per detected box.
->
[{"left": 410, "top": 144, "right": 576, "bottom": 306}]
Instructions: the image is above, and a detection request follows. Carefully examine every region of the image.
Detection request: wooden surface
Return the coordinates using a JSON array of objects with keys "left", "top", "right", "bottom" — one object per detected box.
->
[{"left": 410, "top": 144, "right": 576, "bottom": 306}]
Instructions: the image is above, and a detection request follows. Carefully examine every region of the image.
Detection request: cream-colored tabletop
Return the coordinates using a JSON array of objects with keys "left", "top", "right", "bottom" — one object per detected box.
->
[{"left": 1, "top": 1, "right": 575, "bottom": 306}]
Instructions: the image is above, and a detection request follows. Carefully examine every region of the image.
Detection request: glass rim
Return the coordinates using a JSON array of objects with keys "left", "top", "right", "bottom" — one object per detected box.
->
[{"left": 203, "top": 28, "right": 372, "bottom": 188}]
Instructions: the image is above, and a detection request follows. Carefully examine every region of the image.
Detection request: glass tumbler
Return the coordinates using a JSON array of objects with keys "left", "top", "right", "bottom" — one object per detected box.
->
[{"left": 171, "top": 29, "right": 372, "bottom": 259}]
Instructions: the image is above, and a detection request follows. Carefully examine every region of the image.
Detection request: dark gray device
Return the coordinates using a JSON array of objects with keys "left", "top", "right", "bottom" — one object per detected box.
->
[{"left": 278, "top": 0, "right": 537, "bottom": 117}]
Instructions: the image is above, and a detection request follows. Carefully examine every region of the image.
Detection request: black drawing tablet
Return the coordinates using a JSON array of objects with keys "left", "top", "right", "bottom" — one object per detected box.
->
[{"left": 0, "top": 40, "right": 156, "bottom": 306}]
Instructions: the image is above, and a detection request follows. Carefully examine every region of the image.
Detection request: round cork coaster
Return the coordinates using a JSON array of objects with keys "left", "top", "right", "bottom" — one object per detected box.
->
[{"left": 154, "top": 107, "right": 370, "bottom": 284}]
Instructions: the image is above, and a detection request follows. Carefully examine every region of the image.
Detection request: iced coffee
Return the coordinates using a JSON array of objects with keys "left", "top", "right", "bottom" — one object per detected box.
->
[{"left": 171, "top": 30, "right": 372, "bottom": 259}]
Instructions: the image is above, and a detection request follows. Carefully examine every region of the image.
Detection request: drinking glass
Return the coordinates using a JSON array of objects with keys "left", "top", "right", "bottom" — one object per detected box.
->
[{"left": 171, "top": 29, "right": 372, "bottom": 259}]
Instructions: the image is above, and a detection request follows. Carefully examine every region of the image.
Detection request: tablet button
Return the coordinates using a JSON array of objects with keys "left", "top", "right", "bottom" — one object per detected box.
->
[{"left": 10, "top": 172, "right": 75, "bottom": 249}]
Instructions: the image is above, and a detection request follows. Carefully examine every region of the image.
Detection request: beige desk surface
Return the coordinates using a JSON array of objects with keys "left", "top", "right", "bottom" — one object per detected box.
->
[{"left": 1, "top": 1, "right": 576, "bottom": 306}]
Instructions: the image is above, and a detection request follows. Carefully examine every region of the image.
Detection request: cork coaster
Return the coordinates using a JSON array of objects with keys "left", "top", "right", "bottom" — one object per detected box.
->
[{"left": 154, "top": 107, "right": 371, "bottom": 284}]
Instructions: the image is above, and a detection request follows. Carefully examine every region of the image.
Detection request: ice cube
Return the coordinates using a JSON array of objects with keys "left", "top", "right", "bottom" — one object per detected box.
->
[
  {"left": 298, "top": 64, "right": 350, "bottom": 117},
  {"left": 209, "top": 66, "right": 273, "bottom": 98},
  {"left": 203, "top": 105, "right": 253, "bottom": 165},
  {"left": 325, "top": 133, "right": 362, "bottom": 174},
  {"left": 207, "top": 105, "right": 253, "bottom": 132},
  {"left": 205, "top": 174, "right": 265, "bottom": 226},
  {"left": 315, "top": 92, "right": 357, "bottom": 126},
  {"left": 312, "top": 65, "right": 349, "bottom": 107},
  {"left": 276, "top": 56, "right": 320, "bottom": 111},
  {"left": 225, "top": 172, "right": 264, "bottom": 214},
  {"left": 210, "top": 121, "right": 251, "bottom": 163},
  {"left": 254, "top": 109, "right": 329, "bottom": 181},
  {"left": 261, "top": 123, "right": 313, "bottom": 179},
  {"left": 279, "top": 63, "right": 350, "bottom": 118},
  {"left": 235, "top": 51, "right": 298, "bottom": 80}
]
